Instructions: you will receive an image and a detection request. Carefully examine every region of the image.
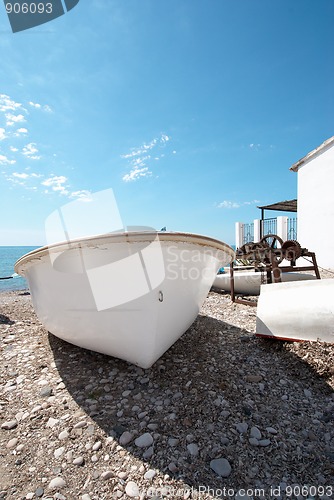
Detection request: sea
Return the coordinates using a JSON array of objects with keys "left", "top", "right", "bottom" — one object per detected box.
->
[{"left": 0, "top": 246, "right": 38, "bottom": 293}]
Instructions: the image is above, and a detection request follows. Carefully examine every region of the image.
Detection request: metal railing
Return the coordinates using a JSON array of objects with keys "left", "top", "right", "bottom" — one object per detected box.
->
[
  {"left": 261, "top": 218, "right": 277, "bottom": 237},
  {"left": 287, "top": 218, "right": 297, "bottom": 239},
  {"left": 243, "top": 223, "right": 254, "bottom": 244}
]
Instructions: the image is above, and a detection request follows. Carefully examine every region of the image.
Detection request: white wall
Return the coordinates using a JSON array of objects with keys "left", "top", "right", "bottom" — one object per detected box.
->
[{"left": 297, "top": 144, "right": 334, "bottom": 269}]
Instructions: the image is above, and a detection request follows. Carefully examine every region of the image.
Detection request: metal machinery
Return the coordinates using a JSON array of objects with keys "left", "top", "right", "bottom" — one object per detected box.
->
[{"left": 230, "top": 234, "right": 320, "bottom": 306}]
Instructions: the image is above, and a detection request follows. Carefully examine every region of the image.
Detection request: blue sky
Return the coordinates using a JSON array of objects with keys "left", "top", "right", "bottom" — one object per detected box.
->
[{"left": 0, "top": 0, "right": 333, "bottom": 246}]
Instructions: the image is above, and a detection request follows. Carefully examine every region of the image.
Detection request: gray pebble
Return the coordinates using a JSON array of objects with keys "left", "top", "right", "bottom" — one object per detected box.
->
[
  {"left": 236, "top": 422, "right": 248, "bottom": 433},
  {"left": 258, "top": 439, "right": 271, "bottom": 447},
  {"left": 120, "top": 431, "right": 133, "bottom": 446},
  {"left": 135, "top": 432, "right": 153, "bottom": 448},
  {"left": 143, "top": 446, "right": 154, "bottom": 459},
  {"left": 210, "top": 458, "right": 232, "bottom": 477},
  {"left": 249, "top": 437, "right": 259, "bottom": 446},
  {"left": 40, "top": 386, "right": 52, "bottom": 398},
  {"left": 35, "top": 487, "right": 44, "bottom": 497},
  {"left": 250, "top": 426, "right": 262, "bottom": 440},
  {"left": 100, "top": 471, "right": 113, "bottom": 480},
  {"left": 245, "top": 375, "right": 262, "bottom": 383},
  {"left": 187, "top": 443, "right": 199, "bottom": 456},
  {"left": 266, "top": 427, "right": 278, "bottom": 434},
  {"left": 168, "top": 438, "right": 179, "bottom": 447}
]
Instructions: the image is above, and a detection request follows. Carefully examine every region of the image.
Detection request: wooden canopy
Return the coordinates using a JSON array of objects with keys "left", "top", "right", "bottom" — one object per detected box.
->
[{"left": 258, "top": 199, "right": 297, "bottom": 219}]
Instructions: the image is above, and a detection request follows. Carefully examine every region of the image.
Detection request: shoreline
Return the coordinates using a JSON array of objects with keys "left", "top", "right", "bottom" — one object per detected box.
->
[{"left": 1, "top": 286, "right": 333, "bottom": 499}]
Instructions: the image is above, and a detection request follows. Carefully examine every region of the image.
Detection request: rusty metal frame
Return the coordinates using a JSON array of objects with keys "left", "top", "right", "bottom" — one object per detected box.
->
[{"left": 230, "top": 243, "right": 320, "bottom": 306}]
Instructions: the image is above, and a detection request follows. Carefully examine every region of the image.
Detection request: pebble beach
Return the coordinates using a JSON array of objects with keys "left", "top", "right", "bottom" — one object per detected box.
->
[{"left": 1, "top": 274, "right": 334, "bottom": 500}]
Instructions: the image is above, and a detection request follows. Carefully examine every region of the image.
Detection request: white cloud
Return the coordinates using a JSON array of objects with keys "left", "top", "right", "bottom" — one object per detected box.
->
[
  {"left": 22, "top": 142, "right": 41, "bottom": 160},
  {"left": 216, "top": 199, "right": 260, "bottom": 209},
  {"left": 28, "top": 101, "right": 52, "bottom": 113},
  {"left": 121, "top": 133, "right": 171, "bottom": 182},
  {"left": 42, "top": 175, "right": 69, "bottom": 195},
  {"left": 10, "top": 146, "right": 18, "bottom": 152},
  {"left": 0, "top": 154, "right": 16, "bottom": 165},
  {"left": 123, "top": 167, "right": 151, "bottom": 182},
  {"left": 217, "top": 200, "right": 241, "bottom": 209},
  {"left": 161, "top": 134, "right": 170, "bottom": 143},
  {"left": 6, "top": 113, "right": 26, "bottom": 126},
  {"left": 0, "top": 94, "right": 22, "bottom": 113},
  {"left": 244, "top": 199, "right": 260, "bottom": 205},
  {"left": 70, "top": 190, "right": 93, "bottom": 202},
  {"left": 0, "top": 128, "right": 6, "bottom": 140},
  {"left": 14, "top": 127, "right": 28, "bottom": 136},
  {"left": 12, "top": 172, "right": 29, "bottom": 179},
  {"left": 28, "top": 101, "right": 41, "bottom": 109}
]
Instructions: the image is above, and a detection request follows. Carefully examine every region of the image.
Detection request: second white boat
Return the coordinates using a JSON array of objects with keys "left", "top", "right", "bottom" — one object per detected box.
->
[{"left": 212, "top": 269, "right": 317, "bottom": 295}]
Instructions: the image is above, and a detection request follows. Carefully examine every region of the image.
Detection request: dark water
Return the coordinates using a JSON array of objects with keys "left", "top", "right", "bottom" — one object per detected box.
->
[{"left": 0, "top": 246, "right": 38, "bottom": 292}]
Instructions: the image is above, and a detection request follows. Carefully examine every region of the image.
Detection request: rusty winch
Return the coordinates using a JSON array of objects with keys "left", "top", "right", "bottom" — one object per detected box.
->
[
  {"left": 236, "top": 234, "right": 305, "bottom": 266},
  {"left": 230, "top": 234, "right": 320, "bottom": 306}
]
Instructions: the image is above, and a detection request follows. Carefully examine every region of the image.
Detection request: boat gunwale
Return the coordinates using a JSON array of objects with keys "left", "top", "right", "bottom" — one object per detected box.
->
[{"left": 14, "top": 231, "right": 235, "bottom": 274}]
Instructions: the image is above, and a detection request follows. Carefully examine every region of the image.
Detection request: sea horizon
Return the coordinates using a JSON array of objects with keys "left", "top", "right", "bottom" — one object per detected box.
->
[{"left": 0, "top": 246, "right": 38, "bottom": 293}]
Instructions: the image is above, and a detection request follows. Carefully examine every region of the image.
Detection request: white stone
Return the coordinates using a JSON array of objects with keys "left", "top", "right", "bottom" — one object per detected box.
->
[
  {"left": 54, "top": 447, "right": 65, "bottom": 458},
  {"left": 1, "top": 419, "right": 17, "bottom": 430},
  {"left": 144, "top": 469, "right": 156, "bottom": 480},
  {"left": 92, "top": 440, "right": 102, "bottom": 451},
  {"left": 73, "top": 456, "right": 84, "bottom": 466},
  {"left": 125, "top": 481, "right": 140, "bottom": 497},
  {"left": 6, "top": 438, "right": 18, "bottom": 449},
  {"left": 48, "top": 477, "right": 66, "bottom": 490},
  {"left": 58, "top": 430, "right": 69, "bottom": 440},
  {"left": 46, "top": 418, "right": 59, "bottom": 428}
]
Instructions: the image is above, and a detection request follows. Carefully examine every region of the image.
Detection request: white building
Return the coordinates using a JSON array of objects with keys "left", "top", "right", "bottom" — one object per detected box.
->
[{"left": 290, "top": 135, "right": 334, "bottom": 270}]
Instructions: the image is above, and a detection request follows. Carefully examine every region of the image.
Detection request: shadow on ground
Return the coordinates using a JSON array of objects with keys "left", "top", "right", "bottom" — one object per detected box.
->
[{"left": 49, "top": 312, "right": 334, "bottom": 492}]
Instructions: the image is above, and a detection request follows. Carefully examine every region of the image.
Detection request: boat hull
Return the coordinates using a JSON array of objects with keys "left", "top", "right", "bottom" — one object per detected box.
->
[
  {"left": 256, "top": 279, "right": 334, "bottom": 343},
  {"left": 15, "top": 232, "right": 234, "bottom": 368},
  {"left": 212, "top": 270, "right": 317, "bottom": 295}
]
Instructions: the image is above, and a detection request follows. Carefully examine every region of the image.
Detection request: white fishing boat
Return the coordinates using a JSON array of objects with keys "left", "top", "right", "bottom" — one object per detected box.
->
[
  {"left": 212, "top": 268, "right": 317, "bottom": 295},
  {"left": 15, "top": 231, "right": 234, "bottom": 368},
  {"left": 256, "top": 279, "right": 334, "bottom": 343}
]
